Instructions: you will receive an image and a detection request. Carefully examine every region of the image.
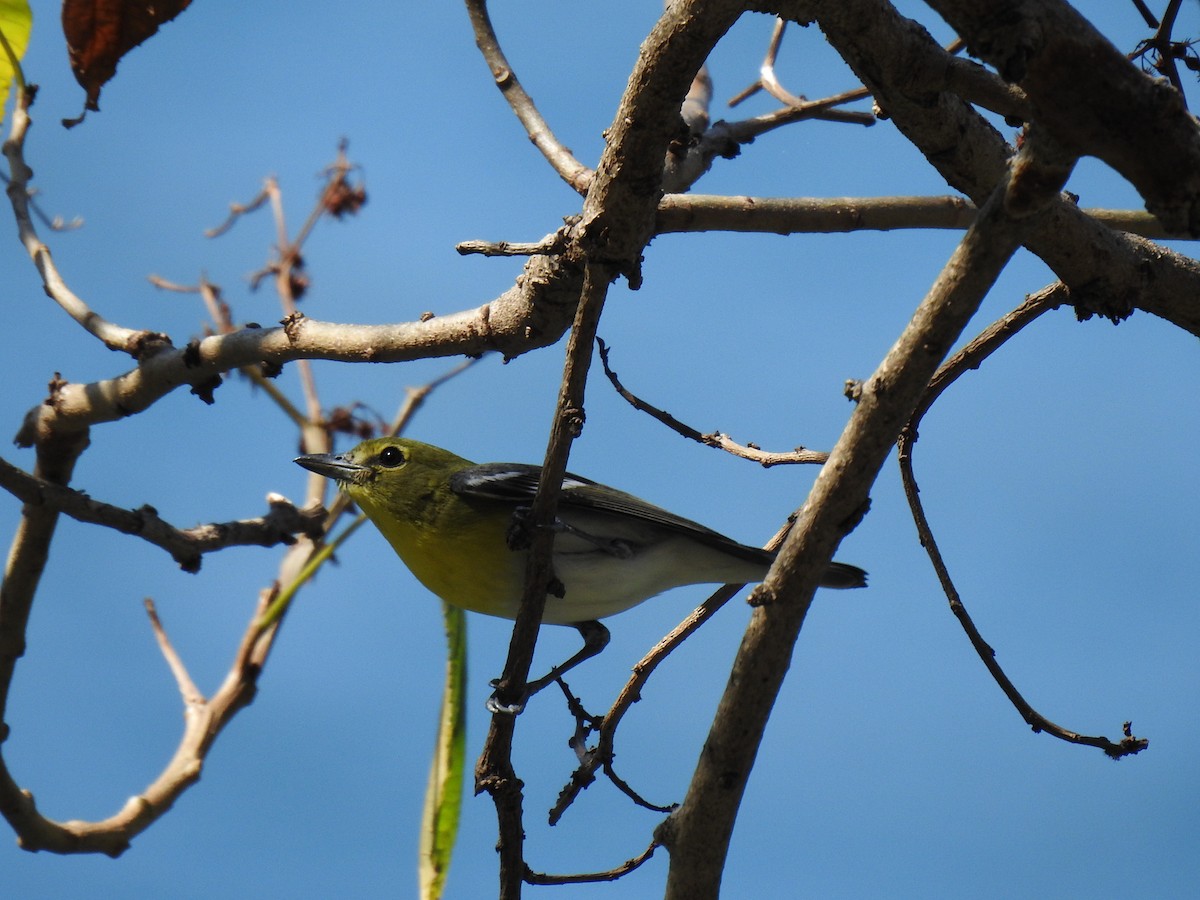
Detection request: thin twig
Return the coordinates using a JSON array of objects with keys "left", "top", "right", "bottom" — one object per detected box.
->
[
  {"left": 0, "top": 174, "right": 83, "bottom": 231},
  {"left": 1129, "top": 0, "right": 1189, "bottom": 105},
  {"left": 727, "top": 27, "right": 1027, "bottom": 143},
  {"left": 550, "top": 521, "right": 794, "bottom": 825},
  {"left": 386, "top": 357, "right": 484, "bottom": 436},
  {"left": 465, "top": 0, "right": 593, "bottom": 195},
  {"left": 264, "top": 177, "right": 323, "bottom": 431},
  {"left": 727, "top": 18, "right": 875, "bottom": 126},
  {"left": 523, "top": 840, "right": 659, "bottom": 885},
  {"left": 144, "top": 599, "right": 204, "bottom": 705},
  {"left": 549, "top": 678, "right": 672, "bottom": 821},
  {"left": 897, "top": 283, "right": 1148, "bottom": 760},
  {"left": 596, "top": 338, "right": 829, "bottom": 465},
  {"left": 204, "top": 187, "right": 271, "bottom": 238},
  {"left": 203, "top": 146, "right": 369, "bottom": 452},
  {"left": 456, "top": 232, "right": 568, "bottom": 257}
]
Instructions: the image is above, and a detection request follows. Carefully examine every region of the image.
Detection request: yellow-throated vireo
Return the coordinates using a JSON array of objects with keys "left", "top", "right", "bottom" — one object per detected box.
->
[{"left": 296, "top": 437, "right": 867, "bottom": 710}]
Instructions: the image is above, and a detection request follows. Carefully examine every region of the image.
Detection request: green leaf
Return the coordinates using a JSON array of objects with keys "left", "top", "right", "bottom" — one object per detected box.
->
[
  {"left": 0, "top": 0, "right": 32, "bottom": 125},
  {"left": 418, "top": 601, "right": 467, "bottom": 900}
]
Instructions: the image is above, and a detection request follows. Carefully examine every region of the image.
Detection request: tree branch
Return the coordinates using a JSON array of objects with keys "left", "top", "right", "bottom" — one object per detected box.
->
[
  {"left": 550, "top": 520, "right": 797, "bottom": 826},
  {"left": 926, "top": 0, "right": 1200, "bottom": 234},
  {"left": 657, "top": 193, "right": 1187, "bottom": 238},
  {"left": 475, "top": 261, "right": 613, "bottom": 898},
  {"left": 473, "top": 3, "right": 750, "bottom": 895},
  {"left": 770, "top": 0, "right": 1200, "bottom": 336},
  {"left": 2, "top": 91, "right": 168, "bottom": 357},
  {"left": 597, "top": 338, "right": 830, "bottom": 465},
  {"left": 660, "top": 162, "right": 1033, "bottom": 899},
  {"left": 0, "top": 559, "right": 297, "bottom": 856},
  {"left": 897, "top": 283, "right": 1148, "bottom": 759},
  {"left": 465, "top": 0, "right": 593, "bottom": 195},
  {"left": 0, "top": 433, "right": 92, "bottom": 847},
  {"left": 12, "top": 252, "right": 586, "bottom": 448},
  {"left": 0, "top": 455, "right": 324, "bottom": 572}
]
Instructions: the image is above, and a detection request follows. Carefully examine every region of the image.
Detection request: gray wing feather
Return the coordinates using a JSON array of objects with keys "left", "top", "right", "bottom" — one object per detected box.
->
[{"left": 449, "top": 463, "right": 773, "bottom": 566}]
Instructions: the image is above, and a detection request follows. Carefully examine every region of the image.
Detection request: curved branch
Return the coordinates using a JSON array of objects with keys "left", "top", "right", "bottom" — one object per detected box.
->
[
  {"left": 465, "top": 0, "right": 593, "bottom": 195},
  {"left": 597, "top": 338, "right": 829, "bottom": 465},
  {"left": 0, "top": 436, "right": 91, "bottom": 846},
  {"left": 523, "top": 839, "right": 660, "bottom": 885},
  {"left": 14, "top": 247, "right": 587, "bottom": 448},
  {"left": 0, "top": 557, "right": 299, "bottom": 856},
  {"left": 2, "top": 92, "right": 164, "bottom": 357},
  {"left": 897, "top": 283, "right": 1148, "bottom": 759},
  {"left": 726, "top": 18, "right": 875, "bottom": 125}
]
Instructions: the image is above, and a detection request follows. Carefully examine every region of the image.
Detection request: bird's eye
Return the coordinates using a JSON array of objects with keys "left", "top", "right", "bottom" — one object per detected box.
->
[{"left": 378, "top": 446, "right": 406, "bottom": 468}]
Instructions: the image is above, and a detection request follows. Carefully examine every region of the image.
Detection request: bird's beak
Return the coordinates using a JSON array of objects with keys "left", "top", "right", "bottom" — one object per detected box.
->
[{"left": 294, "top": 453, "right": 368, "bottom": 484}]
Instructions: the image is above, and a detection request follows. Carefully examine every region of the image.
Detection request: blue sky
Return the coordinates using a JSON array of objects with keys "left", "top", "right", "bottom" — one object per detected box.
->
[{"left": 1, "top": 1, "right": 1197, "bottom": 897}]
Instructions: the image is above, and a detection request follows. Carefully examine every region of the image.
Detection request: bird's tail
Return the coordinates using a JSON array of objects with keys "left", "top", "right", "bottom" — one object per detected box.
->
[{"left": 821, "top": 562, "right": 869, "bottom": 589}]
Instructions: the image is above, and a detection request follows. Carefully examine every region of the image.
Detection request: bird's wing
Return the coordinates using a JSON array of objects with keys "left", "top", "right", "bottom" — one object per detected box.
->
[{"left": 449, "top": 463, "right": 770, "bottom": 564}]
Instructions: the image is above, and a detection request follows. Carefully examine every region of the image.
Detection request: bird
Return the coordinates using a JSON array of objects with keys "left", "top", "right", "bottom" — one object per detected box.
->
[{"left": 295, "top": 437, "right": 866, "bottom": 711}]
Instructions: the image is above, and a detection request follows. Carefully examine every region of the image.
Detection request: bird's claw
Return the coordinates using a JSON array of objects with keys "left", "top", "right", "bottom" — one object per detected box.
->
[{"left": 486, "top": 680, "right": 528, "bottom": 716}]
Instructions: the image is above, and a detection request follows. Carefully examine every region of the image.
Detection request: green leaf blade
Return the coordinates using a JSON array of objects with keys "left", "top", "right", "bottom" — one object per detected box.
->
[{"left": 418, "top": 601, "right": 467, "bottom": 900}]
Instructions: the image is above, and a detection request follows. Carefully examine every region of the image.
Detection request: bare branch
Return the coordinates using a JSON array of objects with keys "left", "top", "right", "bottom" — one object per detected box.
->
[
  {"left": 523, "top": 840, "right": 660, "bottom": 885},
  {"left": 767, "top": 0, "right": 1200, "bottom": 337},
  {"left": 144, "top": 599, "right": 204, "bottom": 704},
  {"left": 2, "top": 94, "right": 168, "bottom": 358},
  {"left": 12, "top": 251, "right": 588, "bottom": 449},
  {"left": 597, "top": 338, "right": 829, "bottom": 465},
  {"left": 661, "top": 158, "right": 1032, "bottom": 899},
  {"left": 0, "top": 566, "right": 294, "bottom": 856},
  {"left": 657, "top": 193, "right": 1190, "bottom": 238},
  {"left": 475, "top": 4, "right": 750, "bottom": 892},
  {"left": 660, "top": 193, "right": 977, "bottom": 234},
  {"left": 727, "top": 18, "right": 875, "bottom": 126},
  {"left": 925, "top": 0, "right": 1200, "bottom": 234},
  {"left": 665, "top": 79, "right": 875, "bottom": 191},
  {"left": 897, "top": 283, "right": 1148, "bottom": 759},
  {"left": 456, "top": 232, "right": 569, "bottom": 258},
  {"left": 0, "top": 434, "right": 98, "bottom": 850},
  {"left": 0, "top": 174, "right": 83, "bottom": 231},
  {"left": 476, "top": 261, "right": 615, "bottom": 897},
  {"left": 0, "top": 455, "right": 324, "bottom": 572},
  {"left": 204, "top": 187, "right": 270, "bottom": 238},
  {"left": 1129, "top": 6, "right": 1193, "bottom": 102},
  {"left": 549, "top": 587, "right": 738, "bottom": 826},
  {"left": 465, "top": 0, "right": 593, "bottom": 195},
  {"left": 550, "top": 518, "right": 797, "bottom": 826}
]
